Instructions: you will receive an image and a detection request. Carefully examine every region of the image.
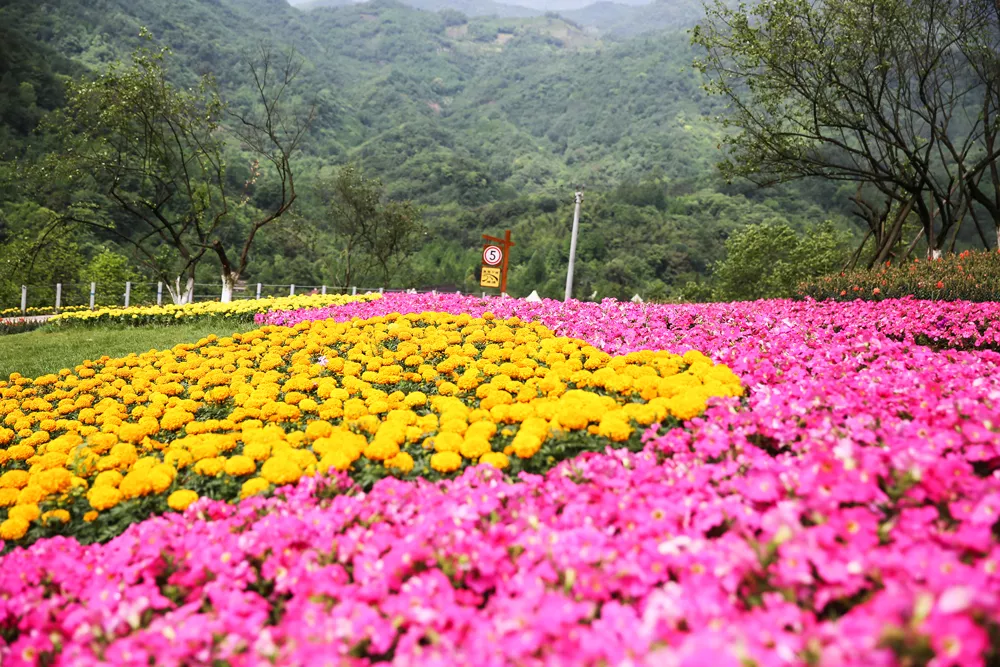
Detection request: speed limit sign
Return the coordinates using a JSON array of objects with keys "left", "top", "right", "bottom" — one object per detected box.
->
[{"left": 482, "top": 245, "right": 503, "bottom": 266}]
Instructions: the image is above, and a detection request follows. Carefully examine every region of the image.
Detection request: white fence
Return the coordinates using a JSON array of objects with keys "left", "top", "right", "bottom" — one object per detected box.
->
[{"left": 5, "top": 281, "right": 496, "bottom": 315}]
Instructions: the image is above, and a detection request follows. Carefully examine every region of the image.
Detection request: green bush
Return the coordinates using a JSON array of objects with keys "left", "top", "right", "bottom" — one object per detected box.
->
[
  {"left": 798, "top": 249, "right": 1000, "bottom": 301},
  {"left": 712, "top": 220, "right": 851, "bottom": 301}
]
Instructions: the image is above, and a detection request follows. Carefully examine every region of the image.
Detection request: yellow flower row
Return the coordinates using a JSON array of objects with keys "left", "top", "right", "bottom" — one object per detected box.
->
[
  {"left": 1, "top": 305, "right": 92, "bottom": 317},
  {"left": 0, "top": 312, "right": 741, "bottom": 543},
  {"left": 47, "top": 293, "right": 380, "bottom": 326}
]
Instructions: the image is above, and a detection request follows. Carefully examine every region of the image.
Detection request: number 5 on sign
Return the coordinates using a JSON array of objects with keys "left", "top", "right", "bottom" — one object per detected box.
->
[
  {"left": 480, "top": 267, "right": 501, "bottom": 288},
  {"left": 483, "top": 245, "right": 503, "bottom": 266}
]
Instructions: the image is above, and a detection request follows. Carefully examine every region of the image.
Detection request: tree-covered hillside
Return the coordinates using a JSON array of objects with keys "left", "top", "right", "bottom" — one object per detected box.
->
[{"left": 0, "top": 0, "right": 862, "bottom": 303}]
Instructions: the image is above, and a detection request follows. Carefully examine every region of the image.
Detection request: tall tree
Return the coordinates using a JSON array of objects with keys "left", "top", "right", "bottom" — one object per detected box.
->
[
  {"left": 325, "top": 165, "right": 424, "bottom": 288},
  {"left": 51, "top": 32, "right": 312, "bottom": 303},
  {"left": 693, "top": 0, "right": 1000, "bottom": 260}
]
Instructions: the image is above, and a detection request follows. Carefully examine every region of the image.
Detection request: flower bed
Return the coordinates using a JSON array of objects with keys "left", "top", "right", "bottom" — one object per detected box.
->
[
  {"left": 0, "top": 305, "right": 93, "bottom": 318},
  {"left": 0, "top": 312, "right": 739, "bottom": 547},
  {"left": 799, "top": 249, "right": 1000, "bottom": 302},
  {"left": 2, "top": 294, "right": 1000, "bottom": 665},
  {"left": 47, "top": 292, "right": 379, "bottom": 327}
]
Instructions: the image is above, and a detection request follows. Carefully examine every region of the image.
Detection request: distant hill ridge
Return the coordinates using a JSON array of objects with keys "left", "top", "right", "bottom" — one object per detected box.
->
[{"left": 296, "top": 0, "right": 707, "bottom": 34}]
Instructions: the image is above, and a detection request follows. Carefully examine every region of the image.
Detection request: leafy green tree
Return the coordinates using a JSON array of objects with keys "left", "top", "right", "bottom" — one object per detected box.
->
[
  {"left": 712, "top": 221, "right": 851, "bottom": 301},
  {"left": 50, "top": 34, "right": 312, "bottom": 303},
  {"left": 324, "top": 165, "right": 425, "bottom": 288},
  {"left": 693, "top": 0, "right": 1000, "bottom": 260},
  {"left": 82, "top": 248, "right": 150, "bottom": 306},
  {"left": 0, "top": 203, "right": 84, "bottom": 308}
]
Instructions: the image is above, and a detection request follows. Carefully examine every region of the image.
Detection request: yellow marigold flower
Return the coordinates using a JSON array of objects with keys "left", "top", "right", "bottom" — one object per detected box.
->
[
  {"left": 403, "top": 391, "right": 427, "bottom": 408},
  {"left": 37, "top": 468, "right": 72, "bottom": 495},
  {"left": 385, "top": 451, "right": 415, "bottom": 474},
  {"left": 305, "top": 421, "right": 333, "bottom": 441},
  {"left": 430, "top": 432, "right": 463, "bottom": 453},
  {"left": 669, "top": 394, "right": 708, "bottom": 421},
  {"left": 682, "top": 350, "right": 710, "bottom": 366},
  {"left": 224, "top": 455, "right": 257, "bottom": 477},
  {"left": 555, "top": 407, "right": 590, "bottom": 430},
  {"left": 119, "top": 471, "right": 153, "bottom": 499},
  {"left": 319, "top": 450, "right": 353, "bottom": 472},
  {"left": 0, "top": 470, "right": 30, "bottom": 489},
  {"left": 117, "top": 423, "right": 147, "bottom": 444},
  {"left": 149, "top": 469, "right": 173, "bottom": 493},
  {"left": 512, "top": 432, "right": 542, "bottom": 459},
  {"left": 8, "top": 503, "right": 40, "bottom": 523},
  {"left": 480, "top": 452, "right": 509, "bottom": 470},
  {"left": 460, "top": 436, "right": 491, "bottom": 460},
  {"left": 243, "top": 440, "right": 272, "bottom": 461},
  {"left": 598, "top": 416, "right": 632, "bottom": 442},
  {"left": 87, "top": 432, "right": 118, "bottom": 454},
  {"left": 16, "top": 486, "right": 46, "bottom": 506},
  {"left": 41, "top": 509, "right": 70, "bottom": 525},
  {"left": 0, "top": 517, "right": 29, "bottom": 541},
  {"left": 160, "top": 409, "right": 194, "bottom": 431},
  {"left": 6, "top": 444, "right": 34, "bottom": 461},
  {"left": 207, "top": 386, "right": 231, "bottom": 403},
  {"left": 93, "top": 470, "right": 124, "bottom": 488},
  {"left": 260, "top": 457, "right": 303, "bottom": 486},
  {"left": 109, "top": 443, "right": 138, "bottom": 468},
  {"left": 164, "top": 449, "right": 193, "bottom": 469},
  {"left": 189, "top": 440, "right": 220, "bottom": 461},
  {"left": 240, "top": 477, "right": 270, "bottom": 499},
  {"left": 0, "top": 488, "right": 18, "bottom": 507},
  {"left": 87, "top": 486, "right": 123, "bottom": 510},
  {"left": 288, "top": 449, "right": 317, "bottom": 469},
  {"left": 363, "top": 439, "right": 400, "bottom": 461},
  {"left": 167, "top": 489, "right": 199, "bottom": 511},
  {"left": 430, "top": 451, "right": 462, "bottom": 473},
  {"left": 83, "top": 510, "right": 98, "bottom": 522}
]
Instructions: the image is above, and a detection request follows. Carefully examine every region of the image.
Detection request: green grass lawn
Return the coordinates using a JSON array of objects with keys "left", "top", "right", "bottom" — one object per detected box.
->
[{"left": 0, "top": 321, "right": 258, "bottom": 379}]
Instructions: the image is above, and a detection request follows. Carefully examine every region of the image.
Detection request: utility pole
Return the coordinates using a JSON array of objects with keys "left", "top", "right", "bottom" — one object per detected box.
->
[{"left": 564, "top": 189, "right": 584, "bottom": 302}]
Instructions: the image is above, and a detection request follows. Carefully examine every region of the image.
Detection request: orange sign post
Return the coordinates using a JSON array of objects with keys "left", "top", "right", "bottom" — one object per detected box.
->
[{"left": 481, "top": 230, "right": 514, "bottom": 294}]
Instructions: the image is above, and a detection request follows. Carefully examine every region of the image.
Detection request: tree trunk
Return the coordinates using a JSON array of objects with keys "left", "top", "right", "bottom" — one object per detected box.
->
[
  {"left": 167, "top": 276, "right": 196, "bottom": 305},
  {"left": 221, "top": 272, "right": 239, "bottom": 303}
]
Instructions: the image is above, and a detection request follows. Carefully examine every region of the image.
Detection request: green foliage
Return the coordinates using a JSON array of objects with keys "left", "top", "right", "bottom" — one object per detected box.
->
[
  {"left": 82, "top": 249, "right": 151, "bottom": 306},
  {"left": 799, "top": 250, "right": 1000, "bottom": 303},
  {"left": 0, "top": 0, "right": 868, "bottom": 304},
  {"left": 324, "top": 165, "right": 425, "bottom": 287},
  {"left": 0, "top": 202, "right": 86, "bottom": 307},
  {"left": 692, "top": 0, "right": 1000, "bottom": 260},
  {"left": 712, "top": 221, "right": 852, "bottom": 301}
]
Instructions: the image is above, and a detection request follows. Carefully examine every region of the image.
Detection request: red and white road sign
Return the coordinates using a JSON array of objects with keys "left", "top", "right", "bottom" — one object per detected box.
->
[{"left": 482, "top": 245, "right": 503, "bottom": 266}]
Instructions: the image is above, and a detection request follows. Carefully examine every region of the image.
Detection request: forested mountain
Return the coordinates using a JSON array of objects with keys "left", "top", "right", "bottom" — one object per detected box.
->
[
  {"left": 297, "top": 0, "right": 663, "bottom": 16},
  {"left": 0, "top": 0, "right": 858, "bottom": 302}
]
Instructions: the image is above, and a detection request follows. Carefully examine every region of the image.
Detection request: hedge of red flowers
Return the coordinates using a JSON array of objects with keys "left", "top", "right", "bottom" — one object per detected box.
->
[
  {"left": 1, "top": 293, "right": 998, "bottom": 665},
  {"left": 799, "top": 249, "right": 1000, "bottom": 302}
]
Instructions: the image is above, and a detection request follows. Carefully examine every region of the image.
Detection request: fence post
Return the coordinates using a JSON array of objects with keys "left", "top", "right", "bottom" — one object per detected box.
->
[
  {"left": 379, "top": 287, "right": 384, "bottom": 294},
  {"left": 55, "top": 283, "right": 62, "bottom": 313},
  {"left": 20, "top": 285, "right": 26, "bottom": 314},
  {"left": 289, "top": 284, "right": 295, "bottom": 296},
  {"left": 124, "top": 282, "right": 131, "bottom": 308},
  {"left": 351, "top": 286, "right": 357, "bottom": 296},
  {"left": 256, "top": 283, "right": 262, "bottom": 299},
  {"left": 156, "top": 282, "right": 163, "bottom": 306},
  {"left": 90, "top": 282, "right": 96, "bottom": 310},
  {"left": 321, "top": 285, "right": 327, "bottom": 295}
]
